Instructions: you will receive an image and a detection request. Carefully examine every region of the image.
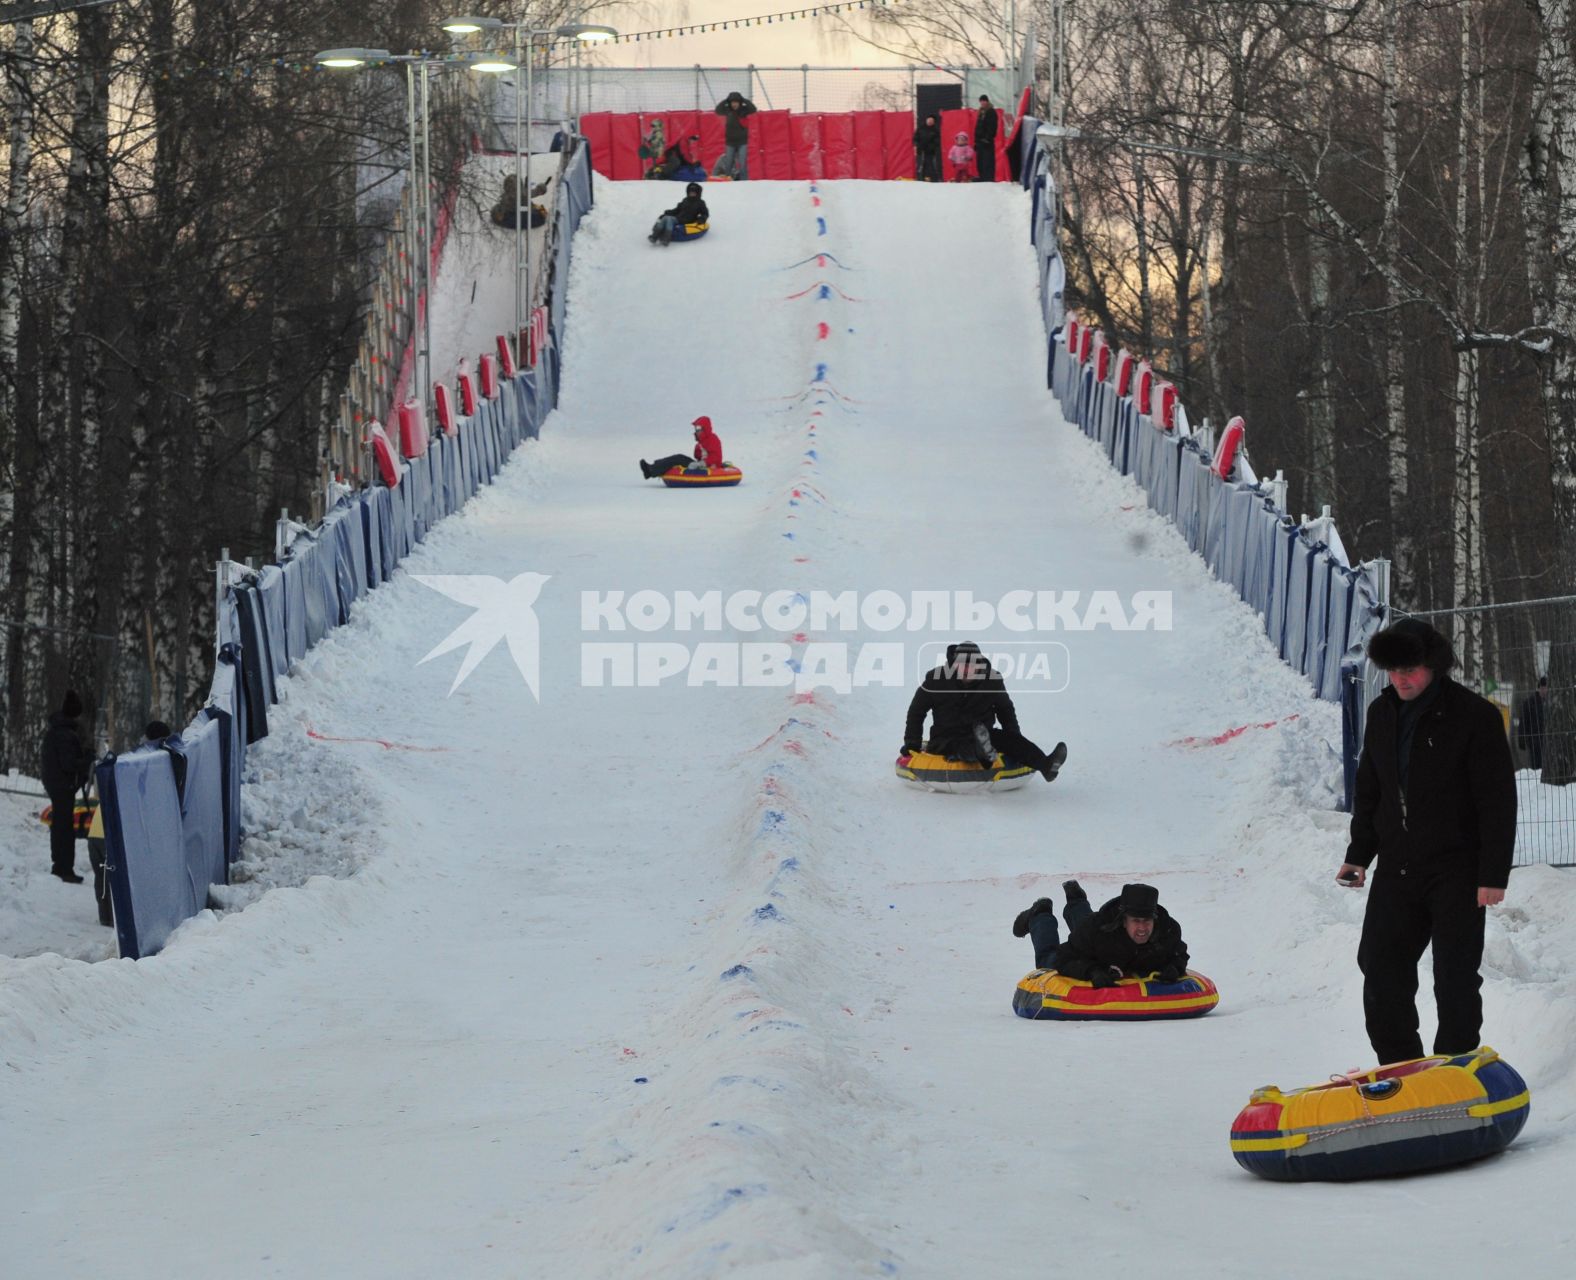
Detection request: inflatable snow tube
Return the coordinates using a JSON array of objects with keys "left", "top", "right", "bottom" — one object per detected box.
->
[
  {"left": 1230, "top": 1046, "right": 1530, "bottom": 1181},
  {"left": 1013, "top": 969, "right": 1220, "bottom": 1021},
  {"left": 39, "top": 799, "right": 97, "bottom": 836},
  {"left": 661, "top": 464, "right": 742, "bottom": 488},
  {"left": 670, "top": 221, "right": 709, "bottom": 242},
  {"left": 895, "top": 749, "right": 1034, "bottom": 793}
]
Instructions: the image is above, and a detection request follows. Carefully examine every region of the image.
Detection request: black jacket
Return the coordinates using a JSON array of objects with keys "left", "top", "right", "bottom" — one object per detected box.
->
[
  {"left": 715, "top": 98, "right": 758, "bottom": 147},
  {"left": 662, "top": 194, "right": 709, "bottom": 224},
  {"left": 913, "top": 121, "right": 941, "bottom": 156},
  {"left": 1346, "top": 676, "right": 1517, "bottom": 888},
  {"left": 975, "top": 106, "right": 999, "bottom": 147},
  {"left": 40, "top": 712, "right": 91, "bottom": 796},
  {"left": 903, "top": 655, "right": 1020, "bottom": 755},
  {"left": 1052, "top": 897, "right": 1188, "bottom": 979}
]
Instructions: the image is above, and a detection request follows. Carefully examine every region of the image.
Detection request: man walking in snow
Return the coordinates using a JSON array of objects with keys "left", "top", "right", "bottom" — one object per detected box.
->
[
  {"left": 902, "top": 642, "right": 1066, "bottom": 781},
  {"left": 40, "top": 689, "right": 92, "bottom": 882},
  {"left": 1338, "top": 618, "right": 1516, "bottom": 1064},
  {"left": 974, "top": 95, "right": 999, "bottom": 182},
  {"left": 1013, "top": 881, "right": 1189, "bottom": 979}
]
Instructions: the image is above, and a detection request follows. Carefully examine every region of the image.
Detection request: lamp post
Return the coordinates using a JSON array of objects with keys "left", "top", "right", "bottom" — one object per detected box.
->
[
  {"left": 443, "top": 18, "right": 618, "bottom": 364},
  {"left": 316, "top": 47, "right": 447, "bottom": 413}
]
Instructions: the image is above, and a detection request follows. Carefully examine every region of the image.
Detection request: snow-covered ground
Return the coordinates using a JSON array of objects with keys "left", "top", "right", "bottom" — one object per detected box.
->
[{"left": 3, "top": 176, "right": 1574, "bottom": 1279}]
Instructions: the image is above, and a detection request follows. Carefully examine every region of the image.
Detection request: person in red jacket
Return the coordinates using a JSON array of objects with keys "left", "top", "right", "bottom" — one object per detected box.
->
[{"left": 641, "top": 415, "right": 725, "bottom": 479}]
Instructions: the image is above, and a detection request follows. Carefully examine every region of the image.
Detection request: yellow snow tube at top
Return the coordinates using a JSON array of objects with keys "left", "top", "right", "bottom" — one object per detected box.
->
[{"left": 894, "top": 749, "right": 1034, "bottom": 793}]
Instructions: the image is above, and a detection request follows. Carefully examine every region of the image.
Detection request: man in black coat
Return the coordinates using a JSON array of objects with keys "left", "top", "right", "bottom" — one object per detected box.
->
[
  {"left": 40, "top": 688, "right": 92, "bottom": 882},
  {"left": 902, "top": 641, "right": 1066, "bottom": 780},
  {"left": 1514, "top": 676, "right": 1547, "bottom": 769},
  {"left": 1013, "top": 881, "right": 1189, "bottom": 979},
  {"left": 713, "top": 92, "right": 758, "bottom": 180},
  {"left": 974, "top": 95, "right": 999, "bottom": 182},
  {"left": 1338, "top": 618, "right": 1517, "bottom": 1064}
]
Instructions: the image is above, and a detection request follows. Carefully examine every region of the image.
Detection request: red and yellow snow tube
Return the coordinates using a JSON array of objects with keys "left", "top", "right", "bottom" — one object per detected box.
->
[
  {"left": 1230, "top": 1046, "right": 1530, "bottom": 1181},
  {"left": 661, "top": 464, "right": 742, "bottom": 488},
  {"left": 38, "top": 799, "right": 97, "bottom": 835},
  {"left": 895, "top": 749, "right": 1034, "bottom": 793},
  {"left": 1013, "top": 969, "right": 1220, "bottom": 1021}
]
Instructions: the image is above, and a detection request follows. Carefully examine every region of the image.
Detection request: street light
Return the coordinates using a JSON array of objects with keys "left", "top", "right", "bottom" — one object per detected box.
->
[
  {"left": 315, "top": 46, "right": 449, "bottom": 413},
  {"left": 447, "top": 18, "right": 619, "bottom": 362}
]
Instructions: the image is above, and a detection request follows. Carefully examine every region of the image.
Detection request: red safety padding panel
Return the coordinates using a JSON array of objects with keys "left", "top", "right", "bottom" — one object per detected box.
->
[
  {"left": 434, "top": 383, "right": 458, "bottom": 437},
  {"left": 821, "top": 114, "right": 855, "bottom": 179},
  {"left": 397, "top": 399, "right": 429, "bottom": 459},
  {"left": 1214, "top": 416, "right": 1244, "bottom": 478},
  {"left": 882, "top": 111, "right": 916, "bottom": 179},
  {"left": 753, "top": 110, "right": 794, "bottom": 181},
  {"left": 1078, "top": 325, "right": 1094, "bottom": 364},
  {"left": 1135, "top": 360, "right": 1154, "bottom": 414},
  {"left": 608, "top": 114, "right": 643, "bottom": 181},
  {"left": 940, "top": 109, "right": 975, "bottom": 181},
  {"left": 664, "top": 112, "right": 703, "bottom": 172},
  {"left": 496, "top": 333, "right": 517, "bottom": 379},
  {"left": 1157, "top": 381, "right": 1178, "bottom": 429},
  {"left": 852, "top": 112, "right": 886, "bottom": 179},
  {"left": 1066, "top": 316, "right": 1080, "bottom": 357},
  {"left": 1116, "top": 350, "right": 1134, "bottom": 397},
  {"left": 1094, "top": 335, "right": 1111, "bottom": 382},
  {"left": 791, "top": 114, "right": 824, "bottom": 180},
  {"left": 579, "top": 114, "right": 614, "bottom": 178},
  {"left": 458, "top": 367, "right": 477, "bottom": 416},
  {"left": 699, "top": 113, "right": 728, "bottom": 172},
  {"left": 479, "top": 354, "right": 500, "bottom": 399},
  {"left": 369, "top": 422, "right": 400, "bottom": 488}
]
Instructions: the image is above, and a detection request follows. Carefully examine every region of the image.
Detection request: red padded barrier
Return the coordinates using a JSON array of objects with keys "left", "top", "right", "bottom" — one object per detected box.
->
[
  {"left": 609, "top": 115, "right": 643, "bottom": 181},
  {"left": 791, "top": 114, "right": 824, "bottom": 180},
  {"left": 434, "top": 383, "right": 458, "bottom": 437},
  {"left": 397, "top": 399, "right": 429, "bottom": 459},
  {"left": 496, "top": 333, "right": 517, "bottom": 379},
  {"left": 579, "top": 114, "right": 613, "bottom": 175},
  {"left": 754, "top": 110, "right": 794, "bottom": 180},
  {"left": 479, "top": 354, "right": 500, "bottom": 399},
  {"left": 882, "top": 112, "right": 916, "bottom": 179},
  {"left": 1094, "top": 335, "right": 1111, "bottom": 382},
  {"left": 1157, "top": 381, "right": 1178, "bottom": 430},
  {"left": 699, "top": 113, "right": 727, "bottom": 171},
  {"left": 369, "top": 422, "right": 400, "bottom": 488},
  {"left": 821, "top": 115, "right": 855, "bottom": 179},
  {"left": 852, "top": 112, "right": 886, "bottom": 179},
  {"left": 1116, "top": 350, "right": 1134, "bottom": 397},
  {"left": 458, "top": 366, "right": 477, "bottom": 416},
  {"left": 1136, "top": 360, "right": 1154, "bottom": 414}
]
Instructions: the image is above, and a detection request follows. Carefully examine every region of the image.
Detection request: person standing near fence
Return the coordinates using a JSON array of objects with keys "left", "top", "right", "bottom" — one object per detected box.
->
[
  {"left": 1515, "top": 676, "right": 1548, "bottom": 769},
  {"left": 713, "top": 92, "right": 757, "bottom": 180},
  {"left": 40, "top": 689, "right": 92, "bottom": 883},
  {"left": 1336, "top": 618, "right": 1517, "bottom": 1065},
  {"left": 913, "top": 113, "right": 942, "bottom": 182},
  {"left": 974, "top": 95, "right": 999, "bottom": 182}
]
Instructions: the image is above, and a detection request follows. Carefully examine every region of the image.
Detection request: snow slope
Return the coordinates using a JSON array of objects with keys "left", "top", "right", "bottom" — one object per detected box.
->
[{"left": 3, "top": 178, "right": 1574, "bottom": 1279}]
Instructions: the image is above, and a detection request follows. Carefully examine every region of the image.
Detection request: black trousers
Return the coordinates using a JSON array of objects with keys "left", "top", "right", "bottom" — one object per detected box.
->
[
  {"left": 990, "top": 726, "right": 1050, "bottom": 771},
  {"left": 48, "top": 789, "right": 77, "bottom": 875},
  {"left": 916, "top": 151, "right": 940, "bottom": 182},
  {"left": 976, "top": 147, "right": 996, "bottom": 182},
  {"left": 1029, "top": 896, "right": 1093, "bottom": 969},
  {"left": 1358, "top": 864, "right": 1486, "bottom": 1064},
  {"left": 648, "top": 453, "right": 693, "bottom": 474}
]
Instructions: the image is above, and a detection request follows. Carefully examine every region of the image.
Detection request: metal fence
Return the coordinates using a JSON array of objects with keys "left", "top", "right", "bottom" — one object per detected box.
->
[{"left": 1404, "top": 597, "right": 1576, "bottom": 867}]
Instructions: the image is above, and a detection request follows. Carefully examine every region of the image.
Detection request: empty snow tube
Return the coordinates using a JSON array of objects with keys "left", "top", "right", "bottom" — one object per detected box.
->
[
  {"left": 1230, "top": 1046, "right": 1530, "bottom": 1182},
  {"left": 670, "top": 221, "right": 709, "bottom": 242},
  {"left": 895, "top": 749, "right": 1034, "bottom": 793},
  {"left": 1013, "top": 969, "right": 1220, "bottom": 1021},
  {"left": 673, "top": 165, "right": 707, "bottom": 183},
  {"left": 39, "top": 799, "right": 97, "bottom": 836},
  {"left": 661, "top": 464, "right": 742, "bottom": 488}
]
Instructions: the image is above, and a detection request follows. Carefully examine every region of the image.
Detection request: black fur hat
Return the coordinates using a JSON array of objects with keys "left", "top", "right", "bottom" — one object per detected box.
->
[
  {"left": 60, "top": 689, "right": 83, "bottom": 718},
  {"left": 1119, "top": 883, "right": 1159, "bottom": 919},
  {"left": 1367, "top": 618, "right": 1456, "bottom": 674}
]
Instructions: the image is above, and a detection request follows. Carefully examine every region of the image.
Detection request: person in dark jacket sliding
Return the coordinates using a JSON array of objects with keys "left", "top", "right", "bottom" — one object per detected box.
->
[
  {"left": 40, "top": 689, "right": 92, "bottom": 882},
  {"left": 974, "top": 94, "right": 999, "bottom": 182},
  {"left": 647, "top": 182, "right": 709, "bottom": 246},
  {"left": 642, "top": 415, "right": 725, "bottom": 479},
  {"left": 1338, "top": 617, "right": 1517, "bottom": 1065},
  {"left": 713, "top": 92, "right": 758, "bottom": 180},
  {"left": 902, "top": 642, "right": 1067, "bottom": 781},
  {"left": 1012, "top": 881, "right": 1189, "bottom": 979},
  {"left": 912, "top": 113, "right": 942, "bottom": 182}
]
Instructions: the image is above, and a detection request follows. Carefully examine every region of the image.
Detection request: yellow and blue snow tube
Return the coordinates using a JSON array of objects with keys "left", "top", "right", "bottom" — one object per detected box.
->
[
  {"left": 1013, "top": 969, "right": 1220, "bottom": 1021},
  {"left": 895, "top": 749, "right": 1034, "bottom": 793},
  {"left": 670, "top": 220, "right": 709, "bottom": 242},
  {"left": 661, "top": 463, "right": 742, "bottom": 488},
  {"left": 1230, "top": 1046, "right": 1530, "bottom": 1181}
]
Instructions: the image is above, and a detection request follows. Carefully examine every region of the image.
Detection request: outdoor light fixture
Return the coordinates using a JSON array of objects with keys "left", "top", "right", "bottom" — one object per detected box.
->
[
  {"left": 313, "top": 47, "right": 391, "bottom": 68},
  {"left": 467, "top": 52, "right": 520, "bottom": 73},
  {"left": 441, "top": 15, "right": 503, "bottom": 33},
  {"left": 558, "top": 22, "right": 618, "bottom": 41}
]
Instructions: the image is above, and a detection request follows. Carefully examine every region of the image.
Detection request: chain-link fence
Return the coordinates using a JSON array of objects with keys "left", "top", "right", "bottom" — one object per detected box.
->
[{"left": 1404, "top": 597, "right": 1576, "bottom": 867}]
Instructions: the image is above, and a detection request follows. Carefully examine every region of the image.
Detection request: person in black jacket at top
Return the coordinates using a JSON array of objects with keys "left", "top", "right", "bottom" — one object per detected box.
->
[
  {"left": 912, "top": 113, "right": 942, "bottom": 182},
  {"left": 648, "top": 182, "right": 709, "bottom": 246},
  {"left": 902, "top": 642, "right": 1067, "bottom": 781},
  {"left": 1013, "top": 881, "right": 1189, "bottom": 980},
  {"left": 713, "top": 91, "right": 758, "bottom": 180},
  {"left": 1338, "top": 618, "right": 1517, "bottom": 1065},
  {"left": 41, "top": 688, "right": 93, "bottom": 882},
  {"left": 974, "top": 94, "right": 999, "bottom": 182}
]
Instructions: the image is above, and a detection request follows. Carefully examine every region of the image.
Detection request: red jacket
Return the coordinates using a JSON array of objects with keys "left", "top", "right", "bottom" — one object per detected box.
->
[{"left": 693, "top": 425, "right": 723, "bottom": 467}]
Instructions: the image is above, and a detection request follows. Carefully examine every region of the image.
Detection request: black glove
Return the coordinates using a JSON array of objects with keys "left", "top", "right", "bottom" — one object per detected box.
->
[
  {"left": 1088, "top": 967, "right": 1119, "bottom": 989},
  {"left": 1156, "top": 965, "right": 1184, "bottom": 984},
  {"left": 901, "top": 743, "right": 921, "bottom": 757}
]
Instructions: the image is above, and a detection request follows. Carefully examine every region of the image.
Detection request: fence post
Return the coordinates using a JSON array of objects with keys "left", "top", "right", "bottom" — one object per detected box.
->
[
  {"left": 1269, "top": 468, "right": 1288, "bottom": 513},
  {"left": 276, "top": 508, "right": 290, "bottom": 564},
  {"left": 802, "top": 64, "right": 809, "bottom": 113},
  {"left": 214, "top": 547, "right": 229, "bottom": 653}
]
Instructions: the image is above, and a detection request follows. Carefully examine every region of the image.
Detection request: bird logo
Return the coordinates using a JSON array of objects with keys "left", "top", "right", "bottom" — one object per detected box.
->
[{"left": 412, "top": 572, "right": 551, "bottom": 699}]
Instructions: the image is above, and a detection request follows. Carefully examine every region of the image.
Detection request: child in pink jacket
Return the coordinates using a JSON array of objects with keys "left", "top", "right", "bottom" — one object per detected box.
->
[{"left": 947, "top": 132, "right": 977, "bottom": 182}]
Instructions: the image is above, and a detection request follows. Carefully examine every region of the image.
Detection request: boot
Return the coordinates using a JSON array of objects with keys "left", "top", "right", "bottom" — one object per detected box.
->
[
  {"left": 640, "top": 460, "right": 653, "bottom": 479},
  {"left": 1062, "top": 878, "right": 1087, "bottom": 905},
  {"left": 1013, "top": 897, "right": 1055, "bottom": 937},
  {"left": 1041, "top": 741, "right": 1068, "bottom": 781},
  {"left": 52, "top": 866, "right": 84, "bottom": 884}
]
